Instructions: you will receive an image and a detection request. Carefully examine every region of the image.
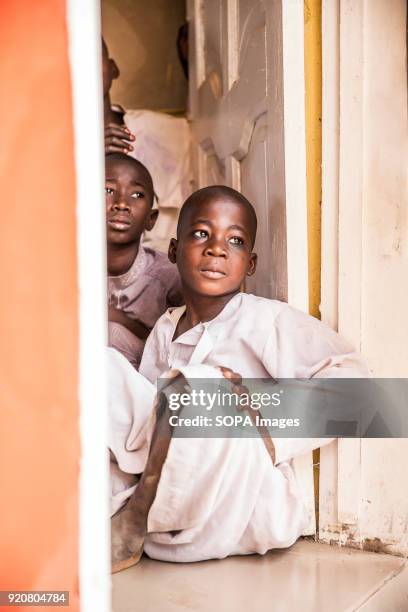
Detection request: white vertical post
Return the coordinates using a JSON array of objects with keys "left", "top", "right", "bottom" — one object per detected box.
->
[
  {"left": 282, "top": 0, "right": 309, "bottom": 313},
  {"left": 66, "top": 2, "right": 110, "bottom": 611},
  {"left": 337, "top": 0, "right": 364, "bottom": 350},
  {"left": 318, "top": 0, "right": 341, "bottom": 541},
  {"left": 281, "top": 0, "right": 314, "bottom": 535}
]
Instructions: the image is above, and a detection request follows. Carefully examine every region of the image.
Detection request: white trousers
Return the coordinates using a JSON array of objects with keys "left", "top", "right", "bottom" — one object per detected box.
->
[{"left": 108, "top": 348, "right": 307, "bottom": 562}]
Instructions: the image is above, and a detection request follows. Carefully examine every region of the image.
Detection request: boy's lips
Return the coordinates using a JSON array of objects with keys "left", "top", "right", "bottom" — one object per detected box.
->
[
  {"left": 108, "top": 216, "right": 132, "bottom": 231},
  {"left": 199, "top": 267, "right": 226, "bottom": 279}
]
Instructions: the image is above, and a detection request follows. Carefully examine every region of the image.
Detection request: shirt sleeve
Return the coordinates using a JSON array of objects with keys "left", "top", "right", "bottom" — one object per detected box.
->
[
  {"left": 260, "top": 304, "right": 370, "bottom": 464},
  {"left": 261, "top": 304, "right": 371, "bottom": 379},
  {"left": 272, "top": 438, "right": 335, "bottom": 465}
]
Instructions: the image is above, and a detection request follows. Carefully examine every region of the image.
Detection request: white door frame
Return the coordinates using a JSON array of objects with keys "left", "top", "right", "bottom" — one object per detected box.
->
[
  {"left": 67, "top": 1, "right": 110, "bottom": 610},
  {"left": 319, "top": 0, "right": 408, "bottom": 556}
]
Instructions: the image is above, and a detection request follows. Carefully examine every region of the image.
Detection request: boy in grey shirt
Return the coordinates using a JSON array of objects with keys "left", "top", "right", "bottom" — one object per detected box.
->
[{"left": 106, "top": 153, "right": 183, "bottom": 368}]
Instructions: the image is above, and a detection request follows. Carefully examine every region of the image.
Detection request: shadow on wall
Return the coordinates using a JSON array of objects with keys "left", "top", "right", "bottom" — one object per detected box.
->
[{"left": 102, "top": 0, "right": 188, "bottom": 113}]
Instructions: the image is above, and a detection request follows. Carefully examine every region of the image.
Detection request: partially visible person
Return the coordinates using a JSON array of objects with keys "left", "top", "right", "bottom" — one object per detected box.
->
[
  {"left": 176, "top": 22, "right": 189, "bottom": 79},
  {"left": 106, "top": 153, "right": 183, "bottom": 369},
  {"left": 102, "top": 38, "right": 191, "bottom": 253}
]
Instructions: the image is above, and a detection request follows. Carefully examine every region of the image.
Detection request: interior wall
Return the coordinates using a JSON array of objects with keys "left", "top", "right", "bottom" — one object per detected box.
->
[
  {"left": 320, "top": 0, "right": 408, "bottom": 557},
  {"left": 101, "top": 0, "right": 187, "bottom": 112}
]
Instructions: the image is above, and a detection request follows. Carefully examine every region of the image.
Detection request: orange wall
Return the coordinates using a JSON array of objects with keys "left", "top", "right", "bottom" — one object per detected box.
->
[{"left": 0, "top": 2, "right": 80, "bottom": 609}]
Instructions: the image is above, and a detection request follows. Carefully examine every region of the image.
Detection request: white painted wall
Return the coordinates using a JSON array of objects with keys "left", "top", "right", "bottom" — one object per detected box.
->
[{"left": 320, "top": 0, "right": 408, "bottom": 556}]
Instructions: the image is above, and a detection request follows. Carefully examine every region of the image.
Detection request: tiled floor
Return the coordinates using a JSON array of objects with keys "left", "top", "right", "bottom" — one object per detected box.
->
[{"left": 112, "top": 540, "right": 408, "bottom": 612}]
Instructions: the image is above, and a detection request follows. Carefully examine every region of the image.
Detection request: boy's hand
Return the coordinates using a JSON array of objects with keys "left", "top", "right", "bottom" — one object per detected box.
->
[
  {"left": 219, "top": 366, "right": 248, "bottom": 402},
  {"left": 105, "top": 123, "right": 135, "bottom": 154},
  {"left": 220, "top": 367, "right": 276, "bottom": 463}
]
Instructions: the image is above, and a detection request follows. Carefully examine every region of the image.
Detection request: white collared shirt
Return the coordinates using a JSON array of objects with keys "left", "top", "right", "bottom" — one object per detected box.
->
[
  {"left": 139, "top": 292, "right": 370, "bottom": 383},
  {"left": 139, "top": 293, "right": 370, "bottom": 465}
]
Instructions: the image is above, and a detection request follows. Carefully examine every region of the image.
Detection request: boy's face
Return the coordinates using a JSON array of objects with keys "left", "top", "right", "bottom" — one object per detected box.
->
[
  {"left": 169, "top": 197, "right": 257, "bottom": 298},
  {"left": 105, "top": 158, "right": 157, "bottom": 246}
]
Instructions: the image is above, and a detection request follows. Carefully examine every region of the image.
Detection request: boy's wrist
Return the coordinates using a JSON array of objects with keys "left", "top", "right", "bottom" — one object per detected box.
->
[{"left": 108, "top": 306, "right": 151, "bottom": 340}]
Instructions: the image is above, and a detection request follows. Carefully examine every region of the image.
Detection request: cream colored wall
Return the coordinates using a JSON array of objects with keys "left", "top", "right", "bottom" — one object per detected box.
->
[
  {"left": 101, "top": 0, "right": 187, "bottom": 112},
  {"left": 320, "top": 0, "right": 408, "bottom": 557}
]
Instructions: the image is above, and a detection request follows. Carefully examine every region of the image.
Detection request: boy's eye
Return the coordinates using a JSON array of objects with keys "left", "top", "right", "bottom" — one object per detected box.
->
[
  {"left": 229, "top": 236, "right": 244, "bottom": 245},
  {"left": 131, "top": 191, "right": 145, "bottom": 199},
  {"left": 193, "top": 229, "right": 209, "bottom": 239},
  {"left": 105, "top": 187, "right": 114, "bottom": 196}
]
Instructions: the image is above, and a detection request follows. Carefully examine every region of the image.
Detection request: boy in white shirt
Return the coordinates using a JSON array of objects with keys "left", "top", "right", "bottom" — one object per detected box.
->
[{"left": 110, "top": 185, "right": 369, "bottom": 571}]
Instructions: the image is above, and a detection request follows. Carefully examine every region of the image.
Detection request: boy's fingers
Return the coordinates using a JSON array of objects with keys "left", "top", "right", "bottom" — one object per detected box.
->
[
  {"left": 105, "top": 137, "right": 134, "bottom": 153},
  {"left": 219, "top": 366, "right": 243, "bottom": 386},
  {"left": 106, "top": 136, "right": 133, "bottom": 148},
  {"left": 219, "top": 366, "right": 237, "bottom": 381},
  {"left": 105, "top": 130, "right": 134, "bottom": 143},
  {"left": 233, "top": 384, "right": 249, "bottom": 396},
  {"left": 220, "top": 366, "right": 242, "bottom": 385},
  {"left": 105, "top": 145, "right": 132, "bottom": 154},
  {"left": 105, "top": 146, "right": 128, "bottom": 155},
  {"left": 219, "top": 366, "right": 233, "bottom": 376},
  {"left": 105, "top": 124, "right": 135, "bottom": 140}
]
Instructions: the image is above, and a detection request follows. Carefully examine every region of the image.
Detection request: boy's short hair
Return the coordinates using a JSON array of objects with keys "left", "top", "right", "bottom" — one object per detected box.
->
[
  {"left": 177, "top": 185, "right": 258, "bottom": 246},
  {"left": 105, "top": 153, "right": 157, "bottom": 207}
]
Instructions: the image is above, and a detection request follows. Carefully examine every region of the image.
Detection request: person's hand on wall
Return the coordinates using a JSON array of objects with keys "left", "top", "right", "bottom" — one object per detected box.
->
[{"left": 105, "top": 123, "right": 135, "bottom": 155}]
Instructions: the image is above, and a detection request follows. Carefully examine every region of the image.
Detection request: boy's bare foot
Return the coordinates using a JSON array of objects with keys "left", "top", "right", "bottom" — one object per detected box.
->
[
  {"left": 111, "top": 374, "right": 182, "bottom": 573},
  {"left": 111, "top": 501, "right": 146, "bottom": 573}
]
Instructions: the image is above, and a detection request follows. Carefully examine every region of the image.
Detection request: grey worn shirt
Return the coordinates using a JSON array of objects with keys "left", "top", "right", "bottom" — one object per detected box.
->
[{"left": 108, "top": 243, "right": 183, "bottom": 368}]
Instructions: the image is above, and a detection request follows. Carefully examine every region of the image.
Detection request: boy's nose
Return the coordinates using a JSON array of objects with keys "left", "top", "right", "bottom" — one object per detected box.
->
[
  {"left": 204, "top": 241, "right": 227, "bottom": 257},
  {"left": 112, "top": 198, "right": 130, "bottom": 212}
]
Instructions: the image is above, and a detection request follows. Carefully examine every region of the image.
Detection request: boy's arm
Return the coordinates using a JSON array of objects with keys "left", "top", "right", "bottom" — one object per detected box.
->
[
  {"left": 108, "top": 306, "right": 151, "bottom": 340},
  {"left": 261, "top": 305, "right": 370, "bottom": 380},
  {"left": 219, "top": 366, "right": 334, "bottom": 465},
  {"left": 258, "top": 305, "right": 370, "bottom": 464}
]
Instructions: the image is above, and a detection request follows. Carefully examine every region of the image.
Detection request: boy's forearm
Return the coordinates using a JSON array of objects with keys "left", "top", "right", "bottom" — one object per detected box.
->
[
  {"left": 108, "top": 307, "right": 151, "bottom": 340},
  {"left": 123, "top": 316, "right": 151, "bottom": 340}
]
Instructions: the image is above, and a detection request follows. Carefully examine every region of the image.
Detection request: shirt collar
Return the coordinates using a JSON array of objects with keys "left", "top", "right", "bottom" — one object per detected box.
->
[{"left": 166, "top": 292, "right": 244, "bottom": 343}]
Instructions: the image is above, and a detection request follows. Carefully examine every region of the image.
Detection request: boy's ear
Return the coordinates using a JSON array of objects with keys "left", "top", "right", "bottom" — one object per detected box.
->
[
  {"left": 168, "top": 238, "right": 178, "bottom": 263},
  {"left": 145, "top": 209, "right": 159, "bottom": 232},
  {"left": 110, "top": 58, "right": 120, "bottom": 80},
  {"left": 246, "top": 252, "right": 257, "bottom": 276}
]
